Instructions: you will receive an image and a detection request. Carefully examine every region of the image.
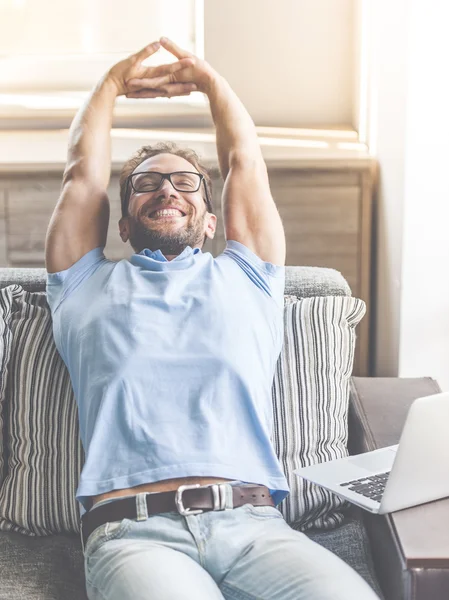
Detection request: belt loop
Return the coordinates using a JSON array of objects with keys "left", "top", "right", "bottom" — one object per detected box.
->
[
  {"left": 136, "top": 492, "right": 149, "bottom": 521},
  {"left": 222, "top": 483, "right": 234, "bottom": 510}
]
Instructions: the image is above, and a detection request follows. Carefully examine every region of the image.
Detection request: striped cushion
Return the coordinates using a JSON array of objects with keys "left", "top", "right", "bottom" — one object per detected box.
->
[
  {"left": 0, "top": 286, "right": 16, "bottom": 487},
  {"left": 0, "top": 285, "right": 364, "bottom": 535},
  {"left": 273, "top": 295, "right": 366, "bottom": 530},
  {"left": 0, "top": 286, "right": 84, "bottom": 536}
]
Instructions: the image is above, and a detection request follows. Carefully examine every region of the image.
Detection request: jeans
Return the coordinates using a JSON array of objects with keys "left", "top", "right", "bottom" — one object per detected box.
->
[{"left": 83, "top": 486, "right": 380, "bottom": 600}]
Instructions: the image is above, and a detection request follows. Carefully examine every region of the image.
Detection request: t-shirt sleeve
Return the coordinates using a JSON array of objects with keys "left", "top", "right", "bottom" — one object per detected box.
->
[
  {"left": 46, "top": 246, "right": 106, "bottom": 314},
  {"left": 220, "top": 239, "right": 285, "bottom": 309}
]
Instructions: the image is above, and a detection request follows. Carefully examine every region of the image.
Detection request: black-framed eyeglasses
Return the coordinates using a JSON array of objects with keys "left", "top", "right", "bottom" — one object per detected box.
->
[{"left": 124, "top": 171, "right": 212, "bottom": 213}]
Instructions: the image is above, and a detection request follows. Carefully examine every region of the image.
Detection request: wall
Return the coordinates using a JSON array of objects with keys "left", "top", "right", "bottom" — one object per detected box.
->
[
  {"left": 204, "top": 0, "right": 355, "bottom": 128},
  {"left": 363, "top": 0, "right": 408, "bottom": 378},
  {"left": 367, "top": 0, "right": 449, "bottom": 390},
  {"left": 399, "top": 1, "right": 449, "bottom": 390}
]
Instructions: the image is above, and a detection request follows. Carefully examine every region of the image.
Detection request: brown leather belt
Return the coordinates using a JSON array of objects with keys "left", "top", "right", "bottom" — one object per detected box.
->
[{"left": 80, "top": 483, "right": 274, "bottom": 551}]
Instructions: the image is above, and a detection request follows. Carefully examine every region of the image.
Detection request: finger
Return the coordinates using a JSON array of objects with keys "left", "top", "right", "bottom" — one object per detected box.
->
[
  {"left": 126, "top": 90, "right": 194, "bottom": 99},
  {"left": 126, "top": 85, "right": 196, "bottom": 99},
  {"left": 159, "top": 36, "right": 193, "bottom": 59},
  {"left": 127, "top": 79, "right": 197, "bottom": 93},
  {"left": 159, "top": 82, "right": 198, "bottom": 96},
  {"left": 127, "top": 70, "right": 180, "bottom": 90},
  {"left": 142, "top": 57, "right": 194, "bottom": 80},
  {"left": 134, "top": 41, "right": 161, "bottom": 62},
  {"left": 126, "top": 90, "right": 165, "bottom": 99},
  {"left": 127, "top": 75, "right": 171, "bottom": 90}
]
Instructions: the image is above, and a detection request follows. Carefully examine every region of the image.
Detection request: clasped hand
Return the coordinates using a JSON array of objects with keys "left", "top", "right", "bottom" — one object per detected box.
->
[{"left": 108, "top": 37, "right": 217, "bottom": 99}]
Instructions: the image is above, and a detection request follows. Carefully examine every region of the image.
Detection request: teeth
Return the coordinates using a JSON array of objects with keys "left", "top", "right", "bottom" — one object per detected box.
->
[{"left": 151, "top": 209, "right": 184, "bottom": 218}]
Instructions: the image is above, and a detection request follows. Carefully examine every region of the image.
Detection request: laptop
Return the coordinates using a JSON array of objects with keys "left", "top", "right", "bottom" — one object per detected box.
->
[{"left": 294, "top": 392, "right": 449, "bottom": 514}]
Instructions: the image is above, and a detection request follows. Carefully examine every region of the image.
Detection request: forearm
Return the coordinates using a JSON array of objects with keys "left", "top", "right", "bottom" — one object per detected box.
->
[
  {"left": 206, "top": 75, "right": 264, "bottom": 180},
  {"left": 63, "top": 74, "right": 118, "bottom": 190}
]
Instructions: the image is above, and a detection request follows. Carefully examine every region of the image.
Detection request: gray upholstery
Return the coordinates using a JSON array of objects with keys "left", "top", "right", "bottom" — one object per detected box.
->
[
  {"left": 305, "top": 513, "right": 381, "bottom": 593},
  {"left": 0, "top": 531, "right": 86, "bottom": 600},
  {"left": 350, "top": 376, "right": 442, "bottom": 449},
  {"left": 0, "top": 265, "right": 385, "bottom": 600},
  {"left": 0, "top": 265, "right": 352, "bottom": 298}
]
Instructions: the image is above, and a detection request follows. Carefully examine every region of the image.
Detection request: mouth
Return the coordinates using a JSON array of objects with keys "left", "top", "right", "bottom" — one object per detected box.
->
[{"left": 145, "top": 208, "right": 187, "bottom": 220}]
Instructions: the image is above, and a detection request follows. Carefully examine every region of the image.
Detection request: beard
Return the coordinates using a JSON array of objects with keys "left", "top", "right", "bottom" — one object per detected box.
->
[{"left": 127, "top": 209, "right": 208, "bottom": 256}]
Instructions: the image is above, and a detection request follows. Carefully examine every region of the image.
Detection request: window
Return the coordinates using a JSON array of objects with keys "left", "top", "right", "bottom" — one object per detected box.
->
[{"left": 0, "top": 0, "right": 206, "bottom": 120}]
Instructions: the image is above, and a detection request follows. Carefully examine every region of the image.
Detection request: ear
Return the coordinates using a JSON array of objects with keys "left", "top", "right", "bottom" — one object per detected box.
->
[
  {"left": 119, "top": 216, "right": 130, "bottom": 243},
  {"left": 204, "top": 213, "right": 217, "bottom": 240}
]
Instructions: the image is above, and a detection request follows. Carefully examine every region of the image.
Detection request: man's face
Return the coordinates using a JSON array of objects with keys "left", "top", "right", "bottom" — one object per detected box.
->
[{"left": 119, "top": 153, "right": 217, "bottom": 257}]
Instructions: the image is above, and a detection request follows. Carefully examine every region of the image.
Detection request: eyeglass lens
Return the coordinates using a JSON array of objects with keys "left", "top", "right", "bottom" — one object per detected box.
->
[{"left": 133, "top": 172, "right": 201, "bottom": 192}]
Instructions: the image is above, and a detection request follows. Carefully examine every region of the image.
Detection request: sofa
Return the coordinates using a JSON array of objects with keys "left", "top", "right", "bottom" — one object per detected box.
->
[{"left": 0, "top": 264, "right": 447, "bottom": 600}]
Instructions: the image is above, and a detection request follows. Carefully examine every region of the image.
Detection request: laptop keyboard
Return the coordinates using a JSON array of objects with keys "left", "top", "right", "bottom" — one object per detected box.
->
[{"left": 339, "top": 472, "right": 390, "bottom": 503}]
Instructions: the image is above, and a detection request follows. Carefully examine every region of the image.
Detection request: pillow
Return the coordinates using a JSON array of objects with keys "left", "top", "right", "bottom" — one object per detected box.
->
[
  {"left": 0, "top": 286, "right": 16, "bottom": 487},
  {"left": 272, "top": 295, "right": 366, "bottom": 530},
  {"left": 0, "top": 286, "right": 83, "bottom": 536}
]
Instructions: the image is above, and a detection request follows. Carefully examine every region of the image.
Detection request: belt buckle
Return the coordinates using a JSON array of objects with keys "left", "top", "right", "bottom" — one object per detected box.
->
[
  {"left": 175, "top": 484, "right": 203, "bottom": 516},
  {"left": 175, "top": 483, "right": 228, "bottom": 516}
]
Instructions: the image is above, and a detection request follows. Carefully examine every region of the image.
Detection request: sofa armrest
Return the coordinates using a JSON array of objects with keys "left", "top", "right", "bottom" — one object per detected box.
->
[
  {"left": 348, "top": 376, "right": 442, "bottom": 454},
  {"left": 348, "top": 376, "right": 449, "bottom": 600}
]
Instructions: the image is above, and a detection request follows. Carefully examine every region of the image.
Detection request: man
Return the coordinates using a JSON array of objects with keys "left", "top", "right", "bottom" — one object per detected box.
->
[{"left": 45, "top": 37, "right": 379, "bottom": 600}]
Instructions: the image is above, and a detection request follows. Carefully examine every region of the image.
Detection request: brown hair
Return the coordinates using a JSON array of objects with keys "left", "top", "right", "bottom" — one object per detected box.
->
[{"left": 119, "top": 141, "right": 213, "bottom": 218}]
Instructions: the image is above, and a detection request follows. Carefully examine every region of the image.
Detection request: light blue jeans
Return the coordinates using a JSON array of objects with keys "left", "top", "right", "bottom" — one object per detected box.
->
[{"left": 83, "top": 485, "right": 380, "bottom": 600}]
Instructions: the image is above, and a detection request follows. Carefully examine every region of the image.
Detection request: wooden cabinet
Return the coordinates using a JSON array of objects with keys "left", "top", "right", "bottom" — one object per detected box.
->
[{"left": 0, "top": 156, "right": 376, "bottom": 376}]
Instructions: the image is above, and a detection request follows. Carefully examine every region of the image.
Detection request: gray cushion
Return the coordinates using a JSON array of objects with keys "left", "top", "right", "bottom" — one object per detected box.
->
[
  {"left": 0, "top": 530, "right": 87, "bottom": 600},
  {"left": 304, "top": 517, "right": 384, "bottom": 599},
  {"left": 0, "top": 516, "right": 382, "bottom": 600},
  {"left": 0, "top": 266, "right": 351, "bottom": 299}
]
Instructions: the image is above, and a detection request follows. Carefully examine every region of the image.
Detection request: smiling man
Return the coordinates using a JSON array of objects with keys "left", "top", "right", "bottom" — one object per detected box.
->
[{"left": 45, "top": 38, "right": 379, "bottom": 600}]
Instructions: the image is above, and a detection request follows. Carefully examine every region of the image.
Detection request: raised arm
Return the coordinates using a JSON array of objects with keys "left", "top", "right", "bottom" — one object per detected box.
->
[
  {"left": 45, "top": 41, "right": 196, "bottom": 274},
  {"left": 44, "top": 73, "right": 114, "bottom": 274},
  {"left": 206, "top": 75, "right": 286, "bottom": 266},
  {"left": 157, "top": 37, "right": 286, "bottom": 266}
]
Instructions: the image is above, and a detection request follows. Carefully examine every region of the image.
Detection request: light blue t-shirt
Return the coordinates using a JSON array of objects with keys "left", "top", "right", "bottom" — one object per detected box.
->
[{"left": 46, "top": 240, "right": 290, "bottom": 516}]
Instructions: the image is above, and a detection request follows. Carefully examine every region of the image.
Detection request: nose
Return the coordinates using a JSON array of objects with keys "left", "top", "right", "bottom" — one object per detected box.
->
[{"left": 157, "top": 177, "right": 179, "bottom": 196}]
